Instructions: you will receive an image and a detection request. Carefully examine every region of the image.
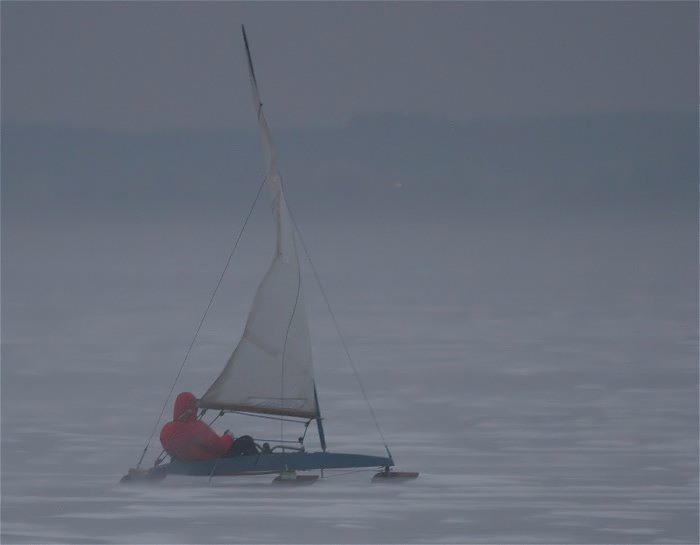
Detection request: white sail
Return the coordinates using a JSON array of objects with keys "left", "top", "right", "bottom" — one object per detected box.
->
[{"left": 199, "top": 27, "right": 318, "bottom": 418}]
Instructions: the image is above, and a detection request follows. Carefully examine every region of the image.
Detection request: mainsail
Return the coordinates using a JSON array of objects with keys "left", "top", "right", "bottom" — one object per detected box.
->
[{"left": 199, "top": 27, "right": 318, "bottom": 419}]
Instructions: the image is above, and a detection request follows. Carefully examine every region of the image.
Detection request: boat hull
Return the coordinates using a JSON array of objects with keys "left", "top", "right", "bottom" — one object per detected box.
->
[{"left": 150, "top": 451, "right": 392, "bottom": 477}]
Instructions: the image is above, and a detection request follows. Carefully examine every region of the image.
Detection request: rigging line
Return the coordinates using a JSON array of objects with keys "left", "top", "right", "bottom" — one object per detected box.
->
[
  {"left": 253, "top": 437, "right": 301, "bottom": 444},
  {"left": 229, "top": 410, "right": 309, "bottom": 424},
  {"left": 206, "top": 412, "right": 223, "bottom": 426},
  {"left": 135, "top": 175, "right": 267, "bottom": 469},
  {"left": 285, "top": 205, "right": 391, "bottom": 451}
]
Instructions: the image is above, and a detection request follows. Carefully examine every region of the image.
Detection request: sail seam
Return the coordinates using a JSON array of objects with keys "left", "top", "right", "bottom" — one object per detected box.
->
[{"left": 243, "top": 330, "right": 279, "bottom": 357}]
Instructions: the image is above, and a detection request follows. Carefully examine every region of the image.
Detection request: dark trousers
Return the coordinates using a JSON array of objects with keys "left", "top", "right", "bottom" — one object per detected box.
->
[{"left": 225, "top": 435, "right": 258, "bottom": 457}]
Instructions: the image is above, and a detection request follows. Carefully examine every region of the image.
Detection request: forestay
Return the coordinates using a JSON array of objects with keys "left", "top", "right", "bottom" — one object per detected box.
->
[{"left": 199, "top": 29, "right": 318, "bottom": 419}]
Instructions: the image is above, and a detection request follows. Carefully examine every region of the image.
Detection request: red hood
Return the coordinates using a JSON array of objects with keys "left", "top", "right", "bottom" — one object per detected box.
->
[{"left": 173, "top": 392, "right": 197, "bottom": 423}]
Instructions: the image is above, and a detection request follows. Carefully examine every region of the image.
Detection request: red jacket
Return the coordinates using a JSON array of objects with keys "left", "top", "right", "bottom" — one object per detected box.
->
[{"left": 160, "top": 392, "right": 234, "bottom": 461}]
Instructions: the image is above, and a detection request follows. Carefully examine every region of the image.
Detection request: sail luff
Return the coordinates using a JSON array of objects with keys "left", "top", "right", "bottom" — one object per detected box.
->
[{"left": 243, "top": 25, "right": 292, "bottom": 262}]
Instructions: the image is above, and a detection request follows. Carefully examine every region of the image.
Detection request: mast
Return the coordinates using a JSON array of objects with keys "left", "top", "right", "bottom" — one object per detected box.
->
[{"left": 314, "top": 385, "right": 327, "bottom": 452}]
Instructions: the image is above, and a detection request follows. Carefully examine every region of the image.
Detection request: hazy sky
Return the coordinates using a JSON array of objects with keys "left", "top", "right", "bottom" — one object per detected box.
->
[{"left": 2, "top": 1, "right": 697, "bottom": 132}]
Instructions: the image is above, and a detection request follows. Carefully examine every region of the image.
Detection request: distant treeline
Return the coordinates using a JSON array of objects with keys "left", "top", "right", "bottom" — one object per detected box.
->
[{"left": 3, "top": 112, "right": 696, "bottom": 226}]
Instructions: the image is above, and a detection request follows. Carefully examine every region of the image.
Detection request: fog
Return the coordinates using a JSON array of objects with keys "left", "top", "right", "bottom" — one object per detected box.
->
[
  {"left": 3, "top": 3, "right": 697, "bottom": 131},
  {"left": 2, "top": 2, "right": 698, "bottom": 543},
  {"left": 3, "top": 111, "right": 697, "bottom": 543}
]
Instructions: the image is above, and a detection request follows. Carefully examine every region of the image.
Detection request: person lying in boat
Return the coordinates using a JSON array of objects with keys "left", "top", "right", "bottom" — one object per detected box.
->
[{"left": 160, "top": 391, "right": 258, "bottom": 461}]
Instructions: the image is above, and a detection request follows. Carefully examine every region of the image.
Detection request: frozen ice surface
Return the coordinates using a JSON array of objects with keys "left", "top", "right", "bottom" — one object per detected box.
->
[{"left": 2, "top": 217, "right": 698, "bottom": 544}]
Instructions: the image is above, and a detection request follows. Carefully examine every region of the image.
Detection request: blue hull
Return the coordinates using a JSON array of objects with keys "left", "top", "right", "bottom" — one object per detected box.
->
[{"left": 151, "top": 451, "right": 393, "bottom": 477}]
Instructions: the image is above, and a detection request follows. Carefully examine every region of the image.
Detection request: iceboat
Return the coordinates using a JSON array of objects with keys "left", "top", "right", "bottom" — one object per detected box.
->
[{"left": 122, "top": 26, "right": 417, "bottom": 485}]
